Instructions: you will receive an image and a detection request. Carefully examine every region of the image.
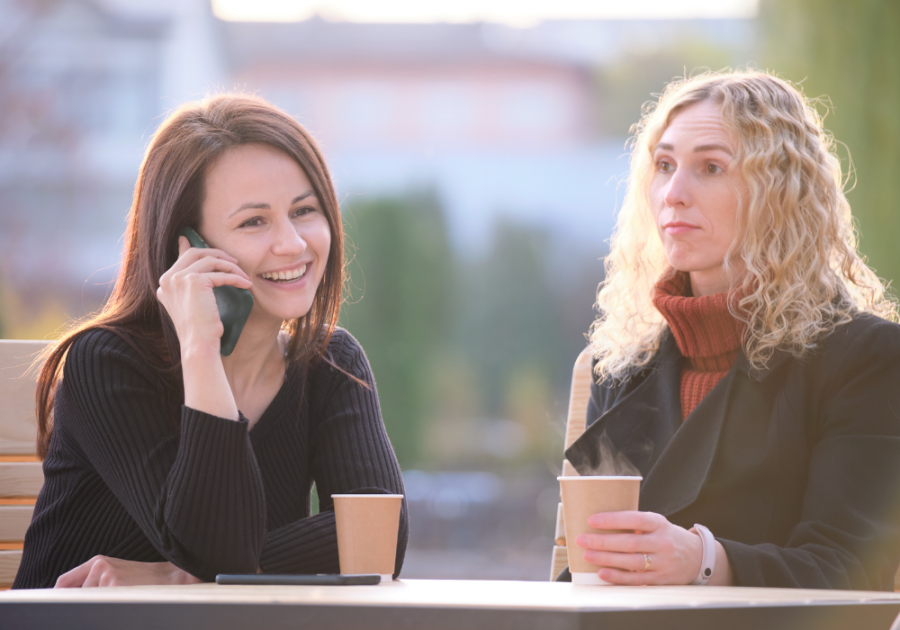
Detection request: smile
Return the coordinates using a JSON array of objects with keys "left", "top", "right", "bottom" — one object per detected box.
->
[{"left": 260, "top": 265, "right": 308, "bottom": 283}]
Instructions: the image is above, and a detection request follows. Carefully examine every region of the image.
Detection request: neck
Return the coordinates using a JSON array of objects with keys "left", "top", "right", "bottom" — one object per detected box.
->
[
  {"left": 220, "top": 311, "right": 285, "bottom": 395},
  {"left": 689, "top": 270, "right": 729, "bottom": 297}
]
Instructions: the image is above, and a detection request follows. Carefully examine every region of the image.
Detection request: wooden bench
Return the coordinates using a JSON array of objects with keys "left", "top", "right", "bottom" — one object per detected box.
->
[
  {"left": 549, "top": 346, "right": 592, "bottom": 580},
  {"left": 0, "top": 340, "right": 50, "bottom": 588}
]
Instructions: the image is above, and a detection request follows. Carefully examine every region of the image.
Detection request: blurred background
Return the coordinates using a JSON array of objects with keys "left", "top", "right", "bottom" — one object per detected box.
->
[{"left": 0, "top": 0, "right": 896, "bottom": 580}]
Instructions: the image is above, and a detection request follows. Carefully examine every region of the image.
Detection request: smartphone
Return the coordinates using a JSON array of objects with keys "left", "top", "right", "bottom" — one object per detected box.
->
[
  {"left": 215, "top": 574, "right": 382, "bottom": 586},
  {"left": 177, "top": 227, "right": 254, "bottom": 356}
]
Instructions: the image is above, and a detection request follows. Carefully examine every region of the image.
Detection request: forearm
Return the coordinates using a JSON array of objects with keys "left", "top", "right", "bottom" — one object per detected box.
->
[
  {"left": 181, "top": 342, "right": 239, "bottom": 421},
  {"left": 260, "top": 511, "right": 340, "bottom": 575}
]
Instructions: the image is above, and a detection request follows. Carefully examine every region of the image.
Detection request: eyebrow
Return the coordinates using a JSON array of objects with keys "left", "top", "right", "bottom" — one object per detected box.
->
[
  {"left": 655, "top": 142, "right": 733, "bottom": 155},
  {"left": 229, "top": 191, "right": 316, "bottom": 218}
]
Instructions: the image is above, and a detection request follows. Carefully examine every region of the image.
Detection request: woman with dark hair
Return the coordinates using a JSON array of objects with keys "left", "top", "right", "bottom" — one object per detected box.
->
[
  {"left": 13, "top": 94, "right": 407, "bottom": 588},
  {"left": 564, "top": 70, "right": 900, "bottom": 589}
]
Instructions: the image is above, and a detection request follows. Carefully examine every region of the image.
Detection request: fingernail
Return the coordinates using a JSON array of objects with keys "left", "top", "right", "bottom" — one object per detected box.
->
[{"left": 575, "top": 535, "right": 588, "bottom": 547}]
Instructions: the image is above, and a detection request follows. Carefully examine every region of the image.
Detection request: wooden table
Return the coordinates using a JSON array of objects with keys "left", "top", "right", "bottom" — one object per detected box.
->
[{"left": 3, "top": 579, "right": 900, "bottom": 630}]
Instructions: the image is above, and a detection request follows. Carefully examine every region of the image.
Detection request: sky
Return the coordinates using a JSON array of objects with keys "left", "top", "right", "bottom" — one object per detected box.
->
[{"left": 211, "top": 0, "right": 760, "bottom": 25}]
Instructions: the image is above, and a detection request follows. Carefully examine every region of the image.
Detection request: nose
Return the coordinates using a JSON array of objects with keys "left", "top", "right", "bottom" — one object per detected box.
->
[
  {"left": 270, "top": 215, "right": 307, "bottom": 256},
  {"left": 663, "top": 167, "right": 692, "bottom": 209}
]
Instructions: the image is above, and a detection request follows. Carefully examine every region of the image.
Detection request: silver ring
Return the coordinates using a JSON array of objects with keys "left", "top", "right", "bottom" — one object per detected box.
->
[{"left": 642, "top": 553, "right": 651, "bottom": 572}]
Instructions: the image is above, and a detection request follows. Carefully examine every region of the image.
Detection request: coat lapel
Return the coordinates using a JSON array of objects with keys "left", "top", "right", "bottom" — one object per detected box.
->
[
  {"left": 565, "top": 334, "right": 682, "bottom": 480},
  {"left": 564, "top": 332, "right": 780, "bottom": 517},
  {"left": 638, "top": 364, "right": 736, "bottom": 515}
]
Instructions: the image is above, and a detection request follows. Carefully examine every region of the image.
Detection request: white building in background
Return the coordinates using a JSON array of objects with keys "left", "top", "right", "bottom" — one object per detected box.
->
[{"left": 0, "top": 0, "right": 754, "bottom": 304}]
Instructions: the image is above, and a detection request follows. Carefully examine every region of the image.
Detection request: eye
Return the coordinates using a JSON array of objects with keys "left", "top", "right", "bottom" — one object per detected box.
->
[
  {"left": 656, "top": 159, "right": 674, "bottom": 173},
  {"left": 292, "top": 205, "right": 316, "bottom": 218},
  {"left": 705, "top": 163, "right": 724, "bottom": 174},
  {"left": 238, "top": 216, "right": 264, "bottom": 228}
]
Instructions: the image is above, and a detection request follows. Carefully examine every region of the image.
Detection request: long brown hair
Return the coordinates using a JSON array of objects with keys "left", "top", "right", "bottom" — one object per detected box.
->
[{"left": 35, "top": 94, "right": 344, "bottom": 458}]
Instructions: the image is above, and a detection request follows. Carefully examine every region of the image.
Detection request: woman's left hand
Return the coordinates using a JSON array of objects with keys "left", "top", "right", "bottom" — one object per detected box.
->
[
  {"left": 55, "top": 555, "right": 202, "bottom": 588},
  {"left": 574, "top": 511, "right": 703, "bottom": 585}
]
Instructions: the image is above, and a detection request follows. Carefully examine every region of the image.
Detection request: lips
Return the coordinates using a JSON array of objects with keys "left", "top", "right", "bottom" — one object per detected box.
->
[{"left": 663, "top": 222, "right": 698, "bottom": 235}]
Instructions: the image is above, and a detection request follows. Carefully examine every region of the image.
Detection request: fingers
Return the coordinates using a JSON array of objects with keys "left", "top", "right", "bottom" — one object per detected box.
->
[
  {"left": 582, "top": 549, "right": 649, "bottom": 573},
  {"left": 159, "top": 257, "right": 252, "bottom": 295},
  {"left": 178, "top": 235, "right": 189, "bottom": 256},
  {"left": 54, "top": 557, "right": 96, "bottom": 588},
  {"left": 174, "top": 251, "right": 249, "bottom": 280},
  {"left": 587, "top": 510, "right": 663, "bottom": 533},
  {"left": 576, "top": 531, "right": 653, "bottom": 554},
  {"left": 202, "top": 272, "right": 254, "bottom": 289},
  {"left": 598, "top": 566, "right": 656, "bottom": 586}
]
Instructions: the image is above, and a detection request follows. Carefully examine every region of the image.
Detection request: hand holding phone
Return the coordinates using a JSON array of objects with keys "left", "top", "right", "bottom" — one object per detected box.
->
[{"left": 176, "top": 227, "right": 254, "bottom": 356}]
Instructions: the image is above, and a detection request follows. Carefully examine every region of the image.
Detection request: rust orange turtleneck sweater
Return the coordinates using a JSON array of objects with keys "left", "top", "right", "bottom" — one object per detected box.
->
[{"left": 652, "top": 272, "right": 745, "bottom": 420}]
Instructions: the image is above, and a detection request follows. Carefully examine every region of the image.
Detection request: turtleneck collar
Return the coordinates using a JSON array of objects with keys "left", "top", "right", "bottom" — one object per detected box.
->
[{"left": 652, "top": 271, "right": 744, "bottom": 372}]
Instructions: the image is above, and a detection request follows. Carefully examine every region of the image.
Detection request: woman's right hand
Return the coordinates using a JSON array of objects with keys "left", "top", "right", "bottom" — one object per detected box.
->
[
  {"left": 55, "top": 555, "right": 202, "bottom": 588},
  {"left": 156, "top": 235, "right": 252, "bottom": 354}
]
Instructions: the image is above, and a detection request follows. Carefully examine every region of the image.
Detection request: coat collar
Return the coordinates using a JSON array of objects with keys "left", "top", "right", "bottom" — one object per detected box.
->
[
  {"left": 735, "top": 345, "right": 791, "bottom": 382},
  {"left": 565, "top": 331, "right": 758, "bottom": 516}
]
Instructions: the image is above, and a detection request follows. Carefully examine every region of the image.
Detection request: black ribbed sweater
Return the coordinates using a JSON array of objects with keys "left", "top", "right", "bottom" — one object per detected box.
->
[{"left": 13, "top": 327, "right": 408, "bottom": 589}]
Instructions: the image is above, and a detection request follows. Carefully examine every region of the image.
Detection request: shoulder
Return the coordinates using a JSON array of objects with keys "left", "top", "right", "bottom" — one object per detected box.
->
[
  {"left": 323, "top": 327, "right": 368, "bottom": 369},
  {"left": 64, "top": 327, "right": 161, "bottom": 388},
  {"left": 815, "top": 313, "right": 900, "bottom": 369},
  {"left": 307, "top": 327, "right": 375, "bottom": 389}
]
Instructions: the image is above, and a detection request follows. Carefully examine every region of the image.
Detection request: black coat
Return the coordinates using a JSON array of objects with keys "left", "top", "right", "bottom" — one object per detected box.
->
[{"left": 565, "top": 314, "right": 900, "bottom": 590}]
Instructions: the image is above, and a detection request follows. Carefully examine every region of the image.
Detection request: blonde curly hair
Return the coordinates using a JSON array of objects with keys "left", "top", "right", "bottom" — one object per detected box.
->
[{"left": 591, "top": 70, "right": 897, "bottom": 381}]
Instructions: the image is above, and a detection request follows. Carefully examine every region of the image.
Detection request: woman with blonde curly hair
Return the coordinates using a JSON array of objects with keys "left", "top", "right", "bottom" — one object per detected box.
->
[{"left": 562, "top": 70, "right": 900, "bottom": 589}]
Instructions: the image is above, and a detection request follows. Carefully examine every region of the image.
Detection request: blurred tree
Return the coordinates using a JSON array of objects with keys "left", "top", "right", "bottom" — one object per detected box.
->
[
  {"left": 761, "top": 0, "right": 900, "bottom": 287},
  {"left": 594, "top": 41, "right": 742, "bottom": 137},
  {"left": 456, "top": 218, "right": 564, "bottom": 417},
  {"left": 340, "top": 192, "right": 453, "bottom": 467}
]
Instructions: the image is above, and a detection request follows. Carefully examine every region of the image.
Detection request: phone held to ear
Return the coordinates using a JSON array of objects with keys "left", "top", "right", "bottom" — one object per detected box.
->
[{"left": 177, "top": 227, "right": 254, "bottom": 357}]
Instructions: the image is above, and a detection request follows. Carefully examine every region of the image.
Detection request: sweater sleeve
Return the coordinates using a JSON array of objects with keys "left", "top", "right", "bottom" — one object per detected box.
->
[
  {"left": 720, "top": 318, "right": 900, "bottom": 590},
  {"left": 259, "top": 331, "right": 409, "bottom": 577},
  {"left": 58, "top": 330, "right": 266, "bottom": 581}
]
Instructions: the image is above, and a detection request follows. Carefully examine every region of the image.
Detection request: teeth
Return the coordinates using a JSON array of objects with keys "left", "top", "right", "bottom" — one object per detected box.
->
[{"left": 262, "top": 265, "right": 307, "bottom": 281}]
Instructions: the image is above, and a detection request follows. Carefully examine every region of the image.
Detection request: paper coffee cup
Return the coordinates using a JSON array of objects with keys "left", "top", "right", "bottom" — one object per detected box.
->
[
  {"left": 332, "top": 494, "right": 403, "bottom": 583},
  {"left": 557, "top": 476, "right": 642, "bottom": 585}
]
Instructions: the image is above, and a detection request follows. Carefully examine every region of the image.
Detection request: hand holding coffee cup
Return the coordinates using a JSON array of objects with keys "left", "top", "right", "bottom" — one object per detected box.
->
[
  {"left": 574, "top": 510, "right": 714, "bottom": 586},
  {"left": 557, "top": 476, "right": 641, "bottom": 585}
]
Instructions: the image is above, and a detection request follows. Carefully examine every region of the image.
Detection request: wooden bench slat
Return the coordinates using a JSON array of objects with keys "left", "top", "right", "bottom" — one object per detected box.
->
[
  {"left": 0, "top": 340, "right": 49, "bottom": 457},
  {"left": 0, "top": 462, "right": 44, "bottom": 498},
  {"left": 563, "top": 348, "right": 593, "bottom": 450},
  {"left": 0, "top": 505, "right": 34, "bottom": 542},
  {"left": 0, "top": 549, "right": 23, "bottom": 586},
  {"left": 550, "top": 545, "right": 568, "bottom": 582}
]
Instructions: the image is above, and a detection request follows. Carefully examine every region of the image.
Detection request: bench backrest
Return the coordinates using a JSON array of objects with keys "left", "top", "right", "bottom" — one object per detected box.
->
[
  {"left": 0, "top": 340, "right": 49, "bottom": 588},
  {"left": 549, "top": 346, "right": 592, "bottom": 580}
]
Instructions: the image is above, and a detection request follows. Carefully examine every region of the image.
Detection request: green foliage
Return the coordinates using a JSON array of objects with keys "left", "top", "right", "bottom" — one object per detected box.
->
[
  {"left": 340, "top": 194, "right": 602, "bottom": 470},
  {"left": 760, "top": 0, "right": 900, "bottom": 287},
  {"left": 594, "top": 40, "right": 747, "bottom": 137},
  {"left": 455, "top": 218, "right": 565, "bottom": 415},
  {"left": 340, "top": 192, "right": 454, "bottom": 467}
]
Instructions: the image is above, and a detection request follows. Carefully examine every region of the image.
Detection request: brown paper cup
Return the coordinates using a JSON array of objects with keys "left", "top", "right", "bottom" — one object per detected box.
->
[
  {"left": 332, "top": 494, "right": 403, "bottom": 583},
  {"left": 557, "top": 476, "right": 641, "bottom": 585}
]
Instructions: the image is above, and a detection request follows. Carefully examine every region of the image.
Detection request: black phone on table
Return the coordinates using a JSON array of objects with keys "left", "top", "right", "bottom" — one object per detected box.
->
[
  {"left": 215, "top": 574, "right": 382, "bottom": 586},
  {"left": 177, "top": 227, "right": 254, "bottom": 356}
]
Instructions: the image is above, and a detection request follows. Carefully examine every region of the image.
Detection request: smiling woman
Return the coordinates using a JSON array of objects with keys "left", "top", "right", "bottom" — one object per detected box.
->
[
  {"left": 561, "top": 71, "right": 900, "bottom": 590},
  {"left": 13, "top": 94, "right": 408, "bottom": 589}
]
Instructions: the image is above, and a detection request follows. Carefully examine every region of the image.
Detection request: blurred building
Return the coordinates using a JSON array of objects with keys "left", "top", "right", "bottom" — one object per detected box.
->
[
  {"left": 0, "top": 0, "right": 222, "bottom": 327},
  {"left": 0, "top": 1, "right": 755, "bottom": 314}
]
